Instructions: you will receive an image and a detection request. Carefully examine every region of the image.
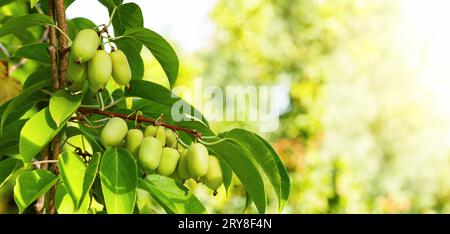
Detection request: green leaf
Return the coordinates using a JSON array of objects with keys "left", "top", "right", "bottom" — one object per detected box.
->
[
  {"left": 80, "top": 152, "right": 101, "bottom": 209},
  {"left": 222, "top": 129, "right": 290, "bottom": 212},
  {"left": 112, "top": 3, "right": 143, "bottom": 36},
  {"left": 0, "top": 120, "right": 28, "bottom": 156},
  {"left": 145, "top": 174, "right": 206, "bottom": 214},
  {"left": 98, "top": 0, "right": 123, "bottom": 12},
  {"left": 58, "top": 151, "right": 87, "bottom": 209},
  {"left": 30, "top": 0, "right": 39, "bottom": 8},
  {"left": 14, "top": 30, "right": 37, "bottom": 45},
  {"left": 219, "top": 158, "right": 232, "bottom": 192},
  {"left": 120, "top": 28, "right": 179, "bottom": 87},
  {"left": 137, "top": 178, "right": 177, "bottom": 214},
  {"left": 12, "top": 43, "right": 50, "bottom": 64},
  {"left": 0, "top": 14, "right": 54, "bottom": 38},
  {"left": 126, "top": 80, "right": 209, "bottom": 126},
  {"left": 206, "top": 139, "right": 266, "bottom": 214},
  {"left": 13, "top": 170, "right": 59, "bottom": 213},
  {"left": 65, "top": 126, "right": 104, "bottom": 153},
  {"left": 1, "top": 78, "right": 50, "bottom": 132},
  {"left": 0, "top": 158, "right": 22, "bottom": 188},
  {"left": 19, "top": 107, "right": 64, "bottom": 163},
  {"left": 100, "top": 147, "right": 137, "bottom": 214},
  {"left": 114, "top": 38, "right": 144, "bottom": 80},
  {"left": 23, "top": 67, "right": 51, "bottom": 89},
  {"left": 253, "top": 133, "right": 291, "bottom": 211},
  {"left": 49, "top": 89, "right": 83, "bottom": 126},
  {"left": 54, "top": 182, "right": 90, "bottom": 214},
  {"left": 67, "top": 17, "right": 97, "bottom": 39}
]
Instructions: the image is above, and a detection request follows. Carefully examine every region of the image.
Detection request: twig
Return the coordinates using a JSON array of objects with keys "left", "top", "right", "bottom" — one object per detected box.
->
[
  {"left": 48, "top": 0, "right": 59, "bottom": 91},
  {"left": 55, "top": 0, "right": 69, "bottom": 88},
  {"left": 75, "top": 107, "right": 203, "bottom": 139}
]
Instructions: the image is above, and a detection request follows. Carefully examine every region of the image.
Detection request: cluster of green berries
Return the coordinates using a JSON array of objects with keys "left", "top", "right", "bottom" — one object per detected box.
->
[
  {"left": 99, "top": 117, "right": 223, "bottom": 194},
  {"left": 67, "top": 29, "right": 132, "bottom": 93}
]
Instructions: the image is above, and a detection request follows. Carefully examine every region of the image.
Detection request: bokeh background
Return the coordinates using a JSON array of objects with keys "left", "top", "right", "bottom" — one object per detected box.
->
[{"left": 2, "top": 0, "right": 450, "bottom": 213}]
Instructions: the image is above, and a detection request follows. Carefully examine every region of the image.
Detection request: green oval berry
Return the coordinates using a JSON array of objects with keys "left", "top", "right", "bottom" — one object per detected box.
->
[
  {"left": 125, "top": 129, "right": 144, "bottom": 158},
  {"left": 138, "top": 137, "right": 162, "bottom": 172},
  {"left": 72, "top": 29, "right": 99, "bottom": 62},
  {"left": 202, "top": 155, "right": 223, "bottom": 190},
  {"left": 100, "top": 117, "right": 128, "bottom": 147},
  {"left": 156, "top": 147, "right": 180, "bottom": 176},
  {"left": 177, "top": 149, "right": 190, "bottom": 180},
  {"left": 187, "top": 143, "right": 209, "bottom": 178},
  {"left": 110, "top": 50, "right": 132, "bottom": 86},
  {"left": 68, "top": 61, "right": 87, "bottom": 83},
  {"left": 144, "top": 125, "right": 157, "bottom": 137},
  {"left": 155, "top": 126, "right": 166, "bottom": 146},
  {"left": 165, "top": 129, "right": 177, "bottom": 148},
  {"left": 88, "top": 50, "right": 111, "bottom": 91}
]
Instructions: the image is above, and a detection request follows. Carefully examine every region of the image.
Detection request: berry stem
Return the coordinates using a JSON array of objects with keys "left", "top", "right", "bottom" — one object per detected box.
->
[{"left": 74, "top": 107, "right": 203, "bottom": 139}]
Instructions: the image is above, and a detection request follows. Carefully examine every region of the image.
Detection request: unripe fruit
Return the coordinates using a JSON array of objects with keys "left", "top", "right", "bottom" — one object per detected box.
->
[
  {"left": 156, "top": 147, "right": 180, "bottom": 176},
  {"left": 68, "top": 61, "right": 87, "bottom": 83},
  {"left": 202, "top": 156, "right": 223, "bottom": 190},
  {"left": 177, "top": 149, "right": 190, "bottom": 180},
  {"left": 138, "top": 137, "right": 162, "bottom": 172},
  {"left": 144, "top": 125, "right": 157, "bottom": 137},
  {"left": 155, "top": 126, "right": 166, "bottom": 146},
  {"left": 100, "top": 117, "right": 128, "bottom": 147},
  {"left": 110, "top": 50, "right": 132, "bottom": 86},
  {"left": 166, "top": 129, "right": 177, "bottom": 148},
  {"left": 72, "top": 29, "right": 99, "bottom": 62},
  {"left": 88, "top": 50, "right": 112, "bottom": 91},
  {"left": 125, "top": 129, "right": 144, "bottom": 157},
  {"left": 187, "top": 143, "right": 209, "bottom": 178}
]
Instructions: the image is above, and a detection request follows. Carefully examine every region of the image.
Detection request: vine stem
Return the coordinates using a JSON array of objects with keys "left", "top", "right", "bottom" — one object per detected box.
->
[
  {"left": 32, "top": 160, "right": 59, "bottom": 165},
  {"left": 74, "top": 107, "right": 203, "bottom": 139}
]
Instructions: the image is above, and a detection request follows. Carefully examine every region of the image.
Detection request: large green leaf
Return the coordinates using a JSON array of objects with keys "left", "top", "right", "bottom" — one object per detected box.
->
[
  {"left": 126, "top": 80, "right": 209, "bottom": 126},
  {"left": 1, "top": 79, "right": 50, "bottom": 132},
  {"left": 254, "top": 133, "right": 291, "bottom": 211},
  {"left": 65, "top": 126, "right": 104, "bottom": 153},
  {"left": 30, "top": 0, "right": 39, "bottom": 8},
  {"left": 114, "top": 38, "right": 144, "bottom": 80},
  {"left": 19, "top": 107, "right": 65, "bottom": 163},
  {"left": 112, "top": 3, "right": 143, "bottom": 36},
  {"left": 13, "top": 170, "right": 59, "bottom": 213},
  {"left": 67, "top": 17, "right": 97, "bottom": 39},
  {"left": 12, "top": 43, "right": 50, "bottom": 64},
  {"left": 49, "top": 89, "right": 83, "bottom": 126},
  {"left": 54, "top": 182, "right": 90, "bottom": 214},
  {"left": 0, "top": 14, "right": 54, "bottom": 38},
  {"left": 206, "top": 139, "right": 266, "bottom": 214},
  {"left": 219, "top": 158, "right": 232, "bottom": 192},
  {"left": 23, "top": 67, "right": 52, "bottom": 89},
  {"left": 145, "top": 174, "right": 206, "bottom": 214},
  {"left": 0, "top": 158, "right": 22, "bottom": 188},
  {"left": 222, "top": 129, "right": 290, "bottom": 212},
  {"left": 98, "top": 0, "right": 123, "bottom": 12},
  {"left": 119, "top": 28, "right": 179, "bottom": 87},
  {"left": 58, "top": 151, "right": 87, "bottom": 209},
  {"left": 100, "top": 147, "right": 137, "bottom": 214},
  {"left": 79, "top": 152, "right": 101, "bottom": 209},
  {"left": 0, "top": 120, "right": 28, "bottom": 156},
  {"left": 137, "top": 178, "right": 177, "bottom": 214}
]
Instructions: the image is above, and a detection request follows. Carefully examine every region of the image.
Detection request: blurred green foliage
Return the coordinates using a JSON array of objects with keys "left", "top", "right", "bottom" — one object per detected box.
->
[{"left": 195, "top": 0, "right": 450, "bottom": 213}]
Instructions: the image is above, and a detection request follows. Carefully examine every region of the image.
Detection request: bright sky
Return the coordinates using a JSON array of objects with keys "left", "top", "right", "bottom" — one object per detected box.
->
[{"left": 66, "top": 0, "right": 217, "bottom": 53}]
